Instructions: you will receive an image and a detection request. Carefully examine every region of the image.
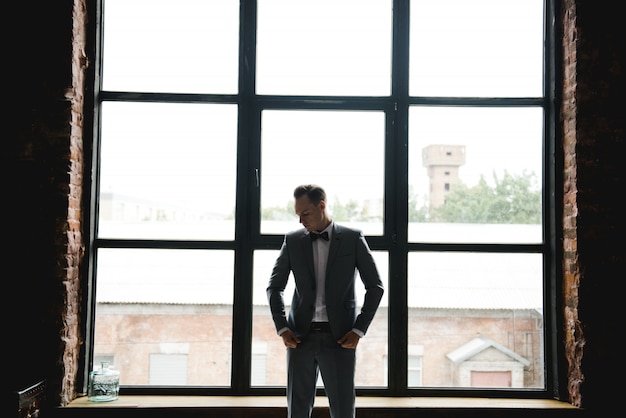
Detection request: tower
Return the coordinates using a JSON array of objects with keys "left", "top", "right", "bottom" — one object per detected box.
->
[{"left": 422, "top": 144, "right": 466, "bottom": 209}]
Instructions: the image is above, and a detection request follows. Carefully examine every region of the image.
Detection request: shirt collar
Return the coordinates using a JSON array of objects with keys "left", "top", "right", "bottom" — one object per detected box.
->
[{"left": 318, "top": 221, "right": 333, "bottom": 240}]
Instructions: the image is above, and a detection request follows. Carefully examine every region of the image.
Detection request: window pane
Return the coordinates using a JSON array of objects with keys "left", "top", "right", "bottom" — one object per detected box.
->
[
  {"left": 93, "top": 248, "right": 234, "bottom": 386},
  {"left": 149, "top": 354, "right": 188, "bottom": 385},
  {"left": 408, "top": 346, "right": 424, "bottom": 386},
  {"left": 408, "top": 106, "right": 543, "bottom": 243},
  {"left": 410, "top": 0, "right": 544, "bottom": 97},
  {"left": 252, "top": 250, "right": 389, "bottom": 387},
  {"left": 407, "top": 252, "right": 544, "bottom": 389},
  {"left": 98, "top": 102, "right": 237, "bottom": 240},
  {"left": 257, "top": 0, "right": 392, "bottom": 96},
  {"left": 92, "top": 0, "right": 550, "bottom": 395},
  {"left": 260, "top": 110, "right": 385, "bottom": 236},
  {"left": 102, "top": 0, "right": 239, "bottom": 94}
]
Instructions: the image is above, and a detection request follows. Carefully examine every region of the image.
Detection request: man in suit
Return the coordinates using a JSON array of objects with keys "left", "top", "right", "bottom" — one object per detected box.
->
[{"left": 267, "top": 184, "right": 384, "bottom": 418}]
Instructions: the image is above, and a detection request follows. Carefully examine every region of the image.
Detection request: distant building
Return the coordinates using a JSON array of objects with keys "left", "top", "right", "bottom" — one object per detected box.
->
[
  {"left": 422, "top": 144, "right": 466, "bottom": 208},
  {"left": 93, "top": 222, "right": 544, "bottom": 389}
]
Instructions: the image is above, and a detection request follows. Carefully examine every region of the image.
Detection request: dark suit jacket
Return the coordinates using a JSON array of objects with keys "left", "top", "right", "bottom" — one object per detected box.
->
[{"left": 267, "top": 223, "right": 384, "bottom": 341}]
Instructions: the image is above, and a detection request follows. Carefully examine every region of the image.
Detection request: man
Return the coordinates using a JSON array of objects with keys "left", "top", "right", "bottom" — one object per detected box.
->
[{"left": 267, "top": 184, "right": 384, "bottom": 418}]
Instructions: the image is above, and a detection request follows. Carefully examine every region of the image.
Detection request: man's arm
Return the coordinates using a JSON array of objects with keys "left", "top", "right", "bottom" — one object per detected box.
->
[
  {"left": 267, "top": 238, "right": 291, "bottom": 333},
  {"left": 352, "top": 231, "right": 384, "bottom": 335}
]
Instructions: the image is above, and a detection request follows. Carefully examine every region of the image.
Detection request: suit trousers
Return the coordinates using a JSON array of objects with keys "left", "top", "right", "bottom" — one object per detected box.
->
[{"left": 286, "top": 328, "right": 356, "bottom": 418}]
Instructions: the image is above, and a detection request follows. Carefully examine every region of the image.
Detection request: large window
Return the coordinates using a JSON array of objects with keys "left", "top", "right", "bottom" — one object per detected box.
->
[{"left": 90, "top": 0, "right": 557, "bottom": 397}]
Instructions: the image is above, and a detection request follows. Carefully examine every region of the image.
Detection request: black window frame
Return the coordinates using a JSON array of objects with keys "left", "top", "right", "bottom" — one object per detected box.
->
[{"left": 86, "top": 0, "right": 563, "bottom": 399}]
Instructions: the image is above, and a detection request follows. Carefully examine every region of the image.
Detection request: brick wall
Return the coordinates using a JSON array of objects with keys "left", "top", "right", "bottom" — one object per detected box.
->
[
  {"left": 7, "top": 0, "right": 90, "bottom": 410},
  {"left": 6, "top": 0, "right": 625, "bottom": 413},
  {"left": 560, "top": 0, "right": 583, "bottom": 408},
  {"left": 560, "top": 0, "right": 626, "bottom": 412}
]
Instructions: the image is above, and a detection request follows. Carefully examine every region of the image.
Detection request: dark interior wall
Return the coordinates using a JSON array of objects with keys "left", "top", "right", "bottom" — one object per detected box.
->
[
  {"left": 7, "top": 0, "right": 77, "bottom": 405},
  {"left": 5, "top": 0, "right": 625, "bottom": 414},
  {"left": 562, "top": 0, "right": 625, "bottom": 412}
]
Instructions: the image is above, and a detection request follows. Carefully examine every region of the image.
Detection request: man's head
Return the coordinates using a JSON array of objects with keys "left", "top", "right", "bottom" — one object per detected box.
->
[{"left": 293, "top": 184, "right": 331, "bottom": 232}]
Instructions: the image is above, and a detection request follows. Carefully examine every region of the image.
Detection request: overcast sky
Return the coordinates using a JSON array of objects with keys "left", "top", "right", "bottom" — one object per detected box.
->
[{"left": 99, "top": 0, "right": 544, "bottom": 212}]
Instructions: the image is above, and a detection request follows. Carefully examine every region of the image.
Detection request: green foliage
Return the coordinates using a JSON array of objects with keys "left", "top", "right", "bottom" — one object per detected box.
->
[
  {"left": 428, "top": 170, "right": 541, "bottom": 224},
  {"left": 261, "top": 196, "right": 368, "bottom": 222},
  {"left": 408, "top": 185, "right": 429, "bottom": 222},
  {"left": 329, "top": 197, "right": 361, "bottom": 222},
  {"left": 262, "top": 170, "right": 541, "bottom": 224},
  {"left": 261, "top": 200, "right": 295, "bottom": 221}
]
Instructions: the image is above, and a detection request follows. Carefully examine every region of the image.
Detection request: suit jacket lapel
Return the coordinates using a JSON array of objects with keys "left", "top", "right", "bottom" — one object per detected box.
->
[
  {"left": 302, "top": 231, "right": 316, "bottom": 277},
  {"left": 327, "top": 224, "right": 341, "bottom": 272}
]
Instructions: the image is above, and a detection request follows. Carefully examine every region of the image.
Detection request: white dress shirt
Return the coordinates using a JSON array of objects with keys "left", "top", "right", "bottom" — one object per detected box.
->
[{"left": 312, "top": 223, "right": 333, "bottom": 322}]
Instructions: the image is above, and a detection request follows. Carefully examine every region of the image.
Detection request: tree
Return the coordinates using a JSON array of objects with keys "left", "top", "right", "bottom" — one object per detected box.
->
[
  {"left": 408, "top": 185, "right": 429, "bottom": 222},
  {"left": 429, "top": 170, "right": 541, "bottom": 224},
  {"left": 261, "top": 200, "right": 295, "bottom": 221},
  {"left": 261, "top": 196, "right": 366, "bottom": 222},
  {"left": 330, "top": 197, "right": 361, "bottom": 222}
]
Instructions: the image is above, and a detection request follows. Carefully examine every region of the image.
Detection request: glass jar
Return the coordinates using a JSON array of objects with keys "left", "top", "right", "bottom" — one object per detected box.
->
[{"left": 88, "top": 362, "right": 120, "bottom": 402}]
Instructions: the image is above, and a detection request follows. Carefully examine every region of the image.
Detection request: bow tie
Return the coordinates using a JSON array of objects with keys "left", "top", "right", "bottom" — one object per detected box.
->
[{"left": 310, "top": 231, "right": 329, "bottom": 241}]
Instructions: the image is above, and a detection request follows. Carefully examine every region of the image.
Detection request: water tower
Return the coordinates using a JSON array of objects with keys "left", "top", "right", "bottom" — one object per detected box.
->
[{"left": 422, "top": 144, "right": 466, "bottom": 208}]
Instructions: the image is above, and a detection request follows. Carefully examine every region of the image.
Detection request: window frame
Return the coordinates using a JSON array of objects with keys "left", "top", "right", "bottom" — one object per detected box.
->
[{"left": 86, "top": 0, "right": 562, "bottom": 399}]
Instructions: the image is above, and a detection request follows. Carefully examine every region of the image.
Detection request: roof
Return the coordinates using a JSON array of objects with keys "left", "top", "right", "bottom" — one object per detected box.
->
[
  {"left": 95, "top": 223, "right": 543, "bottom": 311},
  {"left": 446, "top": 335, "right": 531, "bottom": 366}
]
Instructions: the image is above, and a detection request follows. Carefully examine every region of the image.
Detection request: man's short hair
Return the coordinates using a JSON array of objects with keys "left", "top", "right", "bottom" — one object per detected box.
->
[{"left": 293, "top": 184, "right": 326, "bottom": 205}]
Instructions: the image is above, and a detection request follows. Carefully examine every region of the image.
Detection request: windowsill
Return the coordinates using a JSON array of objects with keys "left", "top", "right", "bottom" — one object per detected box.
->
[{"left": 60, "top": 395, "right": 582, "bottom": 412}]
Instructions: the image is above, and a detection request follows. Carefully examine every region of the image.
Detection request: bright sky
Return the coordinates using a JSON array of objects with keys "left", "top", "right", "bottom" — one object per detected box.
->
[{"left": 99, "top": 0, "right": 545, "bottom": 213}]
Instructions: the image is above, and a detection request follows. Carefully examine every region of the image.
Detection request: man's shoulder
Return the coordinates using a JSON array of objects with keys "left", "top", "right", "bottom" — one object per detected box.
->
[
  {"left": 285, "top": 227, "right": 307, "bottom": 239},
  {"left": 333, "top": 223, "right": 363, "bottom": 236}
]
